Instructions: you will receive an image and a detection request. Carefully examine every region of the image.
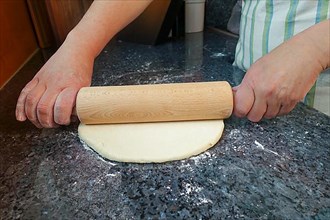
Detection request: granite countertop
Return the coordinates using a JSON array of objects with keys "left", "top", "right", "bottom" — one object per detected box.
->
[{"left": 1, "top": 31, "right": 329, "bottom": 219}]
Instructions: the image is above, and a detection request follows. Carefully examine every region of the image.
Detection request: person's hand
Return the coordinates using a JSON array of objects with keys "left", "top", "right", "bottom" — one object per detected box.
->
[
  {"left": 233, "top": 33, "right": 326, "bottom": 122},
  {"left": 15, "top": 0, "right": 155, "bottom": 128},
  {"left": 15, "top": 43, "right": 93, "bottom": 128}
]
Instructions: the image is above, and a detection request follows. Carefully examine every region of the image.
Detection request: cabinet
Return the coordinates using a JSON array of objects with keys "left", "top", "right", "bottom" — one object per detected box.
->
[
  {"left": 0, "top": 0, "right": 92, "bottom": 88},
  {"left": 45, "top": 0, "right": 93, "bottom": 45},
  {"left": 0, "top": 0, "right": 182, "bottom": 88},
  {"left": 0, "top": 0, "right": 38, "bottom": 88}
]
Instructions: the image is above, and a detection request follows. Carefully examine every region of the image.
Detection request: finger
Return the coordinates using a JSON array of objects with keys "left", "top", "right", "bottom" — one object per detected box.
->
[
  {"left": 36, "top": 89, "right": 60, "bottom": 128},
  {"left": 72, "top": 106, "right": 77, "bottom": 116},
  {"left": 278, "top": 102, "right": 297, "bottom": 116},
  {"left": 16, "top": 79, "right": 38, "bottom": 121},
  {"left": 247, "top": 91, "right": 267, "bottom": 122},
  {"left": 24, "top": 83, "right": 46, "bottom": 128},
  {"left": 264, "top": 100, "right": 281, "bottom": 119},
  {"left": 233, "top": 83, "right": 254, "bottom": 118},
  {"left": 54, "top": 88, "right": 79, "bottom": 125}
]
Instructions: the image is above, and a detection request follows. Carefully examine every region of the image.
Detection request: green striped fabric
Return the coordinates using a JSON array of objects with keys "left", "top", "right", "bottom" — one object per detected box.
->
[
  {"left": 262, "top": 0, "right": 273, "bottom": 56},
  {"left": 249, "top": 0, "right": 260, "bottom": 65},
  {"left": 234, "top": 0, "right": 330, "bottom": 71}
]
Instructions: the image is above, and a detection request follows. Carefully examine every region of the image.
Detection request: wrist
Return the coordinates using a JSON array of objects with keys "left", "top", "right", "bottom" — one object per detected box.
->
[{"left": 64, "top": 28, "right": 103, "bottom": 60}]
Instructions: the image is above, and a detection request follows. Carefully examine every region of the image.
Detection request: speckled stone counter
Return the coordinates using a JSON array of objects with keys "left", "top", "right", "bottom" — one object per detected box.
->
[
  {"left": 206, "top": 0, "right": 237, "bottom": 30},
  {"left": 1, "top": 31, "right": 329, "bottom": 219}
]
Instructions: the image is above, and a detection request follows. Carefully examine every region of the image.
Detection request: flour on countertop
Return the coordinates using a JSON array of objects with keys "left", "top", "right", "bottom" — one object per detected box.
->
[
  {"left": 254, "top": 140, "right": 281, "bottom": 157},
  {"left": 190, "top": 151, "right": 213, "bottom": 165},
  {"left": 79, "top": 139, "right": 118, "bottom": 166},
  {"left": 180, "top": 182, "right": 213, "bottom": 205},
  {"left": 210, "top": 52, "right": 226, "bottom": 58}
]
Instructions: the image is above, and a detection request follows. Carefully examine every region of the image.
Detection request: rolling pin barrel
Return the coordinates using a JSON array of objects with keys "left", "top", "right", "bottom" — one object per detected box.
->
[{"left": 76, "top": 81, "right": 233, "bottom": 124}]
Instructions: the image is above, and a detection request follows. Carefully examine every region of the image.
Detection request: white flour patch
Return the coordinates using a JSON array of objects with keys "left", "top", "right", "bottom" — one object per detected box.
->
[
  {"left": 196, "top": 197, "right": 213, "bottom": 205},
  {"left": 190, "top": 151, "right": 213, "bottom": 165},
  {"left": 254, "top": 140, "right": 280, "bottom": 157},
  {"left": 178, "top": 163, "right": 194, "bottom": 172},
  {"left": 228, "top": 129, "right": 241, "bottom": 138},
  {"left": 180, "top": 182, "right": 202, "bottom": 196},
  {"left": 79, "top": 139, "right": 118, "bottom": 166},
  {"left": 211, "top": 52, "right": 226, "bottom": 58},
  {"left": 136, "top": 67, "right": 174, "bottom": 73},
  {"left": 105, "top": 173, "right": 120, "bottom": 177},
  {"left": 180, "top": 182, "right": 213, "bottom": 205},
  {"left": 142, "top": 61, "right": 152, "bottom": 70}
]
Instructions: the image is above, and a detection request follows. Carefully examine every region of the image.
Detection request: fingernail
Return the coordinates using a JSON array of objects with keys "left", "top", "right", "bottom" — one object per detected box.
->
[{"left": 17, "top": 115, "right": 26, "bottom": 121}]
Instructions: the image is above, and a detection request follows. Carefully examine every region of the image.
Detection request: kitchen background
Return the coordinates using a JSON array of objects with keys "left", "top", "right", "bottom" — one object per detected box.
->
[
  {"left": 1, "top": 1, "right": 329, "bottom": 218},
  {"left": 1, "top": 0, "right": 328, "bottom": 115}
]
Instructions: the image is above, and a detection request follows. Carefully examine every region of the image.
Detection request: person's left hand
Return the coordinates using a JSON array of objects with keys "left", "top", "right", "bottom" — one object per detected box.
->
[{"left": 232, "top": 34, "right": 325, "bottom": 122}]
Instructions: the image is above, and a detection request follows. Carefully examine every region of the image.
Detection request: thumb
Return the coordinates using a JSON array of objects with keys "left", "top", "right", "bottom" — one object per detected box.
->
[{"left": 233, "top": 83, "right": 255, "bottom": 118}]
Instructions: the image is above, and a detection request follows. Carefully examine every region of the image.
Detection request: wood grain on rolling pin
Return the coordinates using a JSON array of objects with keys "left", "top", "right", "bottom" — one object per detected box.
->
[{"left": 76, "top": 81, "right": 233, "bottom": 124}]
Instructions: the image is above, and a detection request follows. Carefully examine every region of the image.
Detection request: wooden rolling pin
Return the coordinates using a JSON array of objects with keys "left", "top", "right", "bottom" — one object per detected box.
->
[{"left": 76, "top": 81, "right": 233, "bottom": 124}]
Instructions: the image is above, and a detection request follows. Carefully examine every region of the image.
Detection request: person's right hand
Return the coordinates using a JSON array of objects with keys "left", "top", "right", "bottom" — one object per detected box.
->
[{"left": 15, "top": 42, "right": 94, "bottom": 128}]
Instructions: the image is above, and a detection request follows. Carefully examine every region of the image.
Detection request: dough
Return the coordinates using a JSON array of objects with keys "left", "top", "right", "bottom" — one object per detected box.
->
[{"left": 78, "top": 120, "right": 224, "bottom": 163}]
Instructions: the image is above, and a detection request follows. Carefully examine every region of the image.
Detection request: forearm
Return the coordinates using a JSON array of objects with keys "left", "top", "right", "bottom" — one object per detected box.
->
[
  {"left": 63, "top": 0, "right": 153, "bottom": 60},
  {"left": 292, "top": 19, "right": 330, "bottom": 72}
]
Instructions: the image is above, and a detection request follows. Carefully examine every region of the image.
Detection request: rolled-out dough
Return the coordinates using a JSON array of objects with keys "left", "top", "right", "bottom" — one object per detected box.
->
[{"left": 78, "top": 120, "right": 224, "bottom": 163}]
